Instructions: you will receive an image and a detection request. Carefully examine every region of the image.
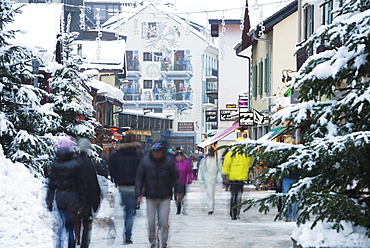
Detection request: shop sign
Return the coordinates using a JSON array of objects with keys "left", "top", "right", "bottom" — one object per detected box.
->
[
  {"left": 226, "top": 104, "right": 237, "bottom": 108},
  {"left": 178, "top": 122, "right": 194, "bottom": 131},
  {"left": 205, "top": 110, "right": 217, "bottom": 122},
  {"left": 220, "top": 109, "right": 238, "bottom": 121}
]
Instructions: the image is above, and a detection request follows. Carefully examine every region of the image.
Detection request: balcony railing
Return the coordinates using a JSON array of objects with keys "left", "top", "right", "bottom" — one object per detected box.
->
[{"left": 124, "top": 91, "right": 193, "bottom": 101}]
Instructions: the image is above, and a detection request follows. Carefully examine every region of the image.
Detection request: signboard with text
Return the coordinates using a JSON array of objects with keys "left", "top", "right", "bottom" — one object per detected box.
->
[
  {"left": 178, "top": 122, "right": 194, "bottom": 131},
  {"left": 205, "top": 110, "right": 217, "bottom": 122},
  {"left": 220, "top": 109, "right": 238, "bottom": 121},
  {"left": 239, "top": 109, "right": 254, "bottom": 126}
]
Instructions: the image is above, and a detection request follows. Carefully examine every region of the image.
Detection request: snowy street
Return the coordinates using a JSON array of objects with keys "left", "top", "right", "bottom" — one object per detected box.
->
[{"left": 90, "top": 180, "right": 296, "bottom": 248}]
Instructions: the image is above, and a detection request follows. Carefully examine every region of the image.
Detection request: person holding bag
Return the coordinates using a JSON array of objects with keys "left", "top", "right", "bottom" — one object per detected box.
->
[{"left": 46, "top": 136, "right": 85, "bottom": 248}]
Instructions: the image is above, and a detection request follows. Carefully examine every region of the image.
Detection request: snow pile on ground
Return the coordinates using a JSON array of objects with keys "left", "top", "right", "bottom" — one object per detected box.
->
[
  {"left": 292, "top": 220, "right": 370, "bottom": 248},
  {"left": 0, "top": 148, "right": 53, "bottom": 248}
]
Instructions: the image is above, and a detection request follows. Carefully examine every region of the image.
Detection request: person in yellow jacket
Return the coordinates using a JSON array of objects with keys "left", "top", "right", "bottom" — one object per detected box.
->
[{"left": 222, "top": 149, "right": 254, "bottom": 220}]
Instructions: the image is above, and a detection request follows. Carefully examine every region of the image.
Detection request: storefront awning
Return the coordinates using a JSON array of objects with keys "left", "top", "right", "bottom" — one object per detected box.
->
[
  {"left": 197, "top": 122, "right": 240, "bottom": 149},
  {"left": 258, "top": 127, "right": 288, "bottom": 141}
]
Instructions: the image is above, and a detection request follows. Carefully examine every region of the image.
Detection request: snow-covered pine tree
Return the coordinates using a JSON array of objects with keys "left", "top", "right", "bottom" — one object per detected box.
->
[
  {"left": 222, "top": 0, "right": 370, "bottom": 235},
  {"left": 0, "top": 1, "right": 60, "bottom": 175},
  {"left": 48, "top": 30, "right": 101, "bottom": 160}
]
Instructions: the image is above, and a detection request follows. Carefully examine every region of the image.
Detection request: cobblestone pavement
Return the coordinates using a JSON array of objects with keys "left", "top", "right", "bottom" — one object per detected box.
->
[{"left": 89, "top": 180, "right": 296, "bottom": 248}]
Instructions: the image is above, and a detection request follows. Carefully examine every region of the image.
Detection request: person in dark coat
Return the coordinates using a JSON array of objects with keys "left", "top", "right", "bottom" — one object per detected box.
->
[
  {"left": 135, "top": 142, "right": 183, "bottom": 248},
  {"left": 108, "top": 134, "right": 142, "bottom": 244},
  {"left": 74, "top": 138, "right": 101, "bottom": 248},
  {"left": 46, "top": 136, "right": 84, "bottom": 248}
]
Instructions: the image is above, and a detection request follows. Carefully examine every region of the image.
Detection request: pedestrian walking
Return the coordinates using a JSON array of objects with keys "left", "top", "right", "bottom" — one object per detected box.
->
[
  {"left": 46, "top": 136, "right": 84, "bottom": 248},
  {"left": 222, "top": 148, "right": 254, "bottom": 220},
  {"left": 74, "top": 138, "right": 101, "bottom": 248},
  {"left": 174, "top": 152, "right": 193, "bottom": 215},
  {"left": 108, "top": 134, "right": 142, "bottom": 244},
  {"left": 199, "top": 147, "right": 220, "bottom": 215},
  {"left": 135, "top": 142, "right": 183, "bottom": 248}
]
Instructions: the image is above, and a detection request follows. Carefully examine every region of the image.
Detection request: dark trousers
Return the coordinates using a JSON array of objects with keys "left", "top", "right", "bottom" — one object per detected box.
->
[
  {"left": 229, "top": 181, "right": 244, "bottom": 219},
  {"left": 74, "top": 215, "right": 93, "bottom": 248},
  {"left": 175, "top": 185, "right": 187, "bottom": 214}
]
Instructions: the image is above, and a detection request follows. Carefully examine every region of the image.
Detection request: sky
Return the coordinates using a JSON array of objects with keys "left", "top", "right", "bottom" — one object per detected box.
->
[{"left": 147, "top": 0, "right": 296, "bottom": 28}]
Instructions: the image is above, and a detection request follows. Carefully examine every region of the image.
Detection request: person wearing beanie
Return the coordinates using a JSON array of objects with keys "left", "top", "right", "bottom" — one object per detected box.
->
[
  {"left": 135, "top": 141, "right": 183, "bottom": 248},
  {"left": 46, "top": 135, "right": 85, "bottom": 248}
]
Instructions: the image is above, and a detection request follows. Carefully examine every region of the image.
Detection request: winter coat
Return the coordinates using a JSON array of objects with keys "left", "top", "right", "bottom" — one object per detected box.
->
[
  {"left": 199, "top": 156, "right": 220, "bottom": 184},
  {"left": 175, "top": 158, "right": 193, "bottom": 185},
  {"left": 77, "top": 153, "right": 101, "bottom": 216},
  {"left": 46, "top": 148, "right": 85, "bottom": 211},
  {"left": 135, "top": 152, "right": 182, "bottom": 199},
  {"left": 222, "top": 151, "right": 254, "bottom": 182},
  {"left": 108, "top": 142, "right": 142, "bottom": 186}
]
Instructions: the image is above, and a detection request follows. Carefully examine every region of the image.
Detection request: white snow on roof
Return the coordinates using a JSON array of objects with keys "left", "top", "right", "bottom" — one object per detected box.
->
[
  {"left": 74, "top": 39, "right": 126, "bottom": 70},
  {"left": 7, "top": 3, "right": 62, "bottom": 66},
  {"left": 89, "top": 79, "right": 124, "bottom": 104}
]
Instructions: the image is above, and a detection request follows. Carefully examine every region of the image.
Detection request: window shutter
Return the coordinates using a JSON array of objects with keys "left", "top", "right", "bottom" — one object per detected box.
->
[
  {"left": 264, "top": 57, "right": 269, "bottom": 93},
  {"left": 252, "top": 64, "right": 257, "bottom": 97},
  {"left": 258, "top": 60, "right": 263, "bottom": 96}
]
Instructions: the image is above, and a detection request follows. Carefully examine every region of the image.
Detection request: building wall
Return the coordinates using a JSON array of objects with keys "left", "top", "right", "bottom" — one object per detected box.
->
[
  {"left": 218, "top": 23, "right": 248, "bottom": 146},
  {"left": 116, "top": 4, "right": 217, "bottom": 146},
  {"left": 271, "top": 11, "right": 298, "bottom": 108},
  {"left": 250, "top": 9, "right": 298, "bottom": 139}
]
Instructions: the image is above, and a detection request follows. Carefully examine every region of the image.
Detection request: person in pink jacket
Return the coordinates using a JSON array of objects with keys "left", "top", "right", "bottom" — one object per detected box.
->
[{"left": 174, "top": 152, "right": 193, "bottom": 214}]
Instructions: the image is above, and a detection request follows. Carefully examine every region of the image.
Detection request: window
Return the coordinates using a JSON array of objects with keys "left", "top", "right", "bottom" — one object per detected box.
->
[
  {"left": 153, "top": 108, "right": 162, "bottom": 113},
  {"left": 126, "top": 51, "right": 140, "bottom": 71},
  {"left": 303, "top": 5, "right": 314, "bottom": 40},
  {"left": 327, "top": 1, "right": 333, "bottom": 24},
  {"left": 147, "top": 22, "right": 157, "bottom": 38},
  {"left": 87, "top": 3, "right": 121, "bottom": 22},
  {"left": 321, "top": 4, "right": 326, "bottom": 25},
  {"left": 143, "top": 52, "right": 153, "bottom": 62},
  {"left": 143, "top": 80, "right": 152, "bottom": 89},
  {"left": 321, "top": 1, "right": 333, "bottom": 25},
  {"left": 154, "top": 52, "right": 162, "bottom": 62},
  {"left": 154, "top": 80, "right": 163, "bottom": 89},
  {"left": 211, "top": 24, "right": 219, "bottom": 37},
  {"left": 107, "top": 5, "right": 119, "bottom": 19}
]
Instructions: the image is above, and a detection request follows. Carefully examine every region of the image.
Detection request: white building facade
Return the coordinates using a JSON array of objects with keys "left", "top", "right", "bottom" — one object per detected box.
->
[{"left": 104, "top": 3, "right": 218, "bottom": 153}]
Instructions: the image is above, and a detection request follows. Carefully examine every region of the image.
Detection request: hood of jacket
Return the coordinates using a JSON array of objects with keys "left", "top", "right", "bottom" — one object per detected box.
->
[{"left": 55, "top": 148, "right": 75, "bottom": 161}]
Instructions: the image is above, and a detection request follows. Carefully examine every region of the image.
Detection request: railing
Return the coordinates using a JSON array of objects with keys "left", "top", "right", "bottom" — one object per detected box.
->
[{"left": 124, "top": 91, "right": 193, "bottom": 101}]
